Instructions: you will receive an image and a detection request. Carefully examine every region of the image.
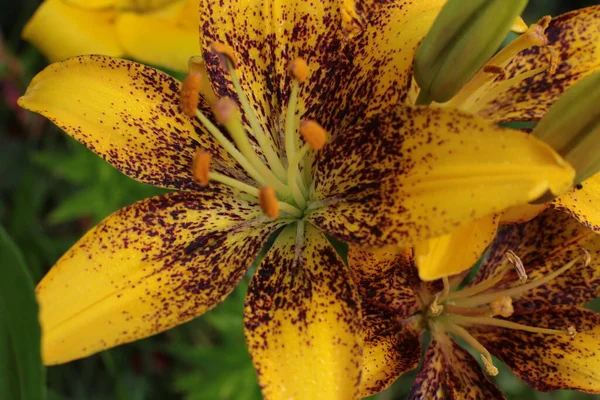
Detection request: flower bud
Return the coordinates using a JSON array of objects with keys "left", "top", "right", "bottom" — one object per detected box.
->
[
  {"left": 533, "top": 71, "right": 600, "bottom": 184},
  {"left": 415, "top": 0, "right": 528, "bottom": 104}
]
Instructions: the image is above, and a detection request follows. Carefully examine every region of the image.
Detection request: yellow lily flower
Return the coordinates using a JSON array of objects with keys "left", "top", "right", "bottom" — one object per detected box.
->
[
  {"left": 413, "top": 6, "right": 600, "bottom": 280},
  {"left": 22, "top": 0, "right": 199, "bottom": 72},
  {"left": 18, "top": 0, "right": 575, "bottom": 397},
  {"left": 351, "top": 209, "right": 600, "bottom": 398}
]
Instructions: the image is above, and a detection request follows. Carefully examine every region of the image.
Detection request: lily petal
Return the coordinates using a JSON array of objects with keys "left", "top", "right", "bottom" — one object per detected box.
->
[
  {"left": 321, "top": 0, "right": 446, "bottom": 134},
  {"left": 414, "top": 214, "right": 499, "bottom": 281},
  {"left": 476, "top": 209, "right": 600, "bottom": 312},
  {"left": 554, "top": 173, "right": 600, "bottom": 232},
  {"left": 38, "top": 189, "right": 283, "bottom": 364},
  {"left": 244, "top": 224, "right": 361, "bottom": 400},
  {"left": 478, "top": 6, "right": 600, "bottom": 123},
  {"left": 359, "top": 301, "right": 422, "bottom": 397},
  {"left": 408, "top": 335, "right": 504, "bottom": 400},
  {"left": 348, "top": 247, "right": 421, "bottom": 317},
  {"left": 18, "top": 55, "right": 249, "bottom": 191},
  {"left": 22, "top": 0, "right": 123, "bottom": 62},
  {"left": 473, "top": 307, "right": 600, "bottom": 393},
  {"left": 115, "top": 0, "right": 199, "bottom": 72},
  {"left": 309, "top": 106, "right": 574, "bottom": 248}
]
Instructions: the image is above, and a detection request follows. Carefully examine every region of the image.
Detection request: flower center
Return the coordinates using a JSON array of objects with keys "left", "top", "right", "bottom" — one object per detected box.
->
[
  {"left": 180, "top": 43, "right": 328, "bottom": 220},
  {"left": 432, "top": 16, "right": 558, "bottom": 114},
  {"left": 424, "top": 248, "right": 588, "bottom": 376}
]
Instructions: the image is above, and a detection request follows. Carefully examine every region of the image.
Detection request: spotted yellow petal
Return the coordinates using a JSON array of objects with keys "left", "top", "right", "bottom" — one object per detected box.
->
[
  {"left": 499, "top": 203, "right": 548, "bottom": 224},
  {"left": 327, "top": 0, "right": 446, "bottom": 133},
  {"left": 414, "top": 214, "right": 499, "bottom": 281},
  {"left": 115, "top": 0, "right": 199, "bottom": 72},
  {"left": 22, "top": 0, "right": 122, "bottom": 62},
  {"left": 244, "top": 224, "right": 361, "bottom": 400},
  {"left": 478, "top": 6, "right": 600, "bottom": 123},
  {"left": 476, "top": 209, "right": 600, "bottom": 312},
  {"left": 348, "top": 247, "right": 421, "bottom": 317},
  {"left": 473, "top": 307, "right": 600, "bottom": 393},
  {"left": 38, "top": 189, "right": 284, "bottom": 365},
  {"left": 554, "top": 173, "right": 600, "bottom": 232},
  {"left": 359, "top": 301, "right": 422, "bottom": 397},
  {"left": 408, "top": 335, "right": 503, "bottom": 399},
  {"left": 310, "top": 106, "right": 574, "bottom": 248},
  {"left": 18, "top": 55, "right": 250, "bottom": 191}
]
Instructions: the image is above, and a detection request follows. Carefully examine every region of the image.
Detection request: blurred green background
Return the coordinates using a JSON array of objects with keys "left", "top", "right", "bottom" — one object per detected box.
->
[{"left": 1, "top": 0, "right": 599, "bottom": 399}]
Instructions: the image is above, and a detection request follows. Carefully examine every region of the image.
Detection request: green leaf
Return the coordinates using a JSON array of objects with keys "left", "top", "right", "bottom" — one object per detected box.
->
[{"left": 0, "top": 225, "right": 45, "bottom": 400}]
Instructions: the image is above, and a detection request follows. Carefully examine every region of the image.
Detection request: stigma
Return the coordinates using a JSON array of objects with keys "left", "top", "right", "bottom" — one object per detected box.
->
[
  {"left": 426, "top": 248, "right": 589, "bottom": 376},
  {"left": 178, "top": 43, "right": 328, "bottom": 220}
]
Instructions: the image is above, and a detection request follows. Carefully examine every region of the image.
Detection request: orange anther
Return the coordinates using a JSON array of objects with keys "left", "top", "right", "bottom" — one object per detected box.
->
[
  {"left": 490, "top": 296, "right": 514, "bottom": 318},
  {"left": 213, "top": 97, "right": 238, "bottom": 125},
  {"left": 483, "top": 64, "right": 505, "bottom": 75},
  {"left": 300, "top": 120, "right": 327, "bottom": 150},
  {"left": 210, "top": 42, "right": 238, "bottom": 68},
  {"left": 180, "top": 72, "right": 202, "bottom": 117},
  {"left": 289, "top": 58, "right": 309, "bottom": 83},
  {"left": 192, "top": 149, "right": 211, "bottom": 186},
  {"left": 259, "top": 186, "right": 279, "bottom": 218}
]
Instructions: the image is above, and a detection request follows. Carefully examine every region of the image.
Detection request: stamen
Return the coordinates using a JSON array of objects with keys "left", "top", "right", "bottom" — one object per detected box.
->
[
  {"left": 194, "top": 109, "right": 266, "bottom": 186},
  {"left": 567, "top": 326, "right": 577, "bottom": 338},
  {"left": 444, "top": 304, "right": 492, "bottom": 317},
  {"left": 490, "top": 296, "right": 514, "bottom": 318},
  {"left": 300, "top": 120, "right": 327, "bottom": 150},
  {"left": 469, "top": 65, "right": 550, "bottom": 112},
  {"left": 481, "top": 354, "right": 499, "bottom": 377},
  {"left": 258, "top": 186, "right": 303, "bottom": 218},
  {"left": 453, "top": 249, "right": 589, "bottom": 308},
  {"left": 210, "top": 42, "right": 238, "bottom": 68},
  {"left": 452, "top": 315, "right": 577, "bottom": 337},
  {"left": 212, "top": 45, "right": 287, "bottom": 180},
  {"left": 444, "top": 320, "right": 498, "bottom": 376},
  {"left": 447, "top": 251, "right": 518, "bottom": 301},
  {"left": 208, "top": 171, "right": 260, "bottom": 197},
  {"left": 180, "top": 72, "right": 202, "bottom": 117},
  {"left": 287, "top": 144, "right": 310, "bottom": 209},
  {"left": 483, "top": 64, "right": 505, "bottom": 77},
  {"left": 188, "top": 56, "right": 218, "bottom": 105},
  {"left": 505, "top": 250, "right": 527, "bottom": 283},
  {"left": 192, "top": 149, "right": 211, "bottom": 186},
  {"left": 213, "top": 98, "right": 291, "bottom": 197},
  {"left": 449, "top": 21, "right": 550, "bottom": 109},
  {"left": 289, "top": 58, "right": 309, "bottom": 83},
  {"left": 286, "top": 121, "right": 328, "bottom": 209},
  {"left": 284, "top": 59, "right": 309, "bottom": 197},
  {"left": 259, "top": 186, "right": 279, "bottom": 218}
]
